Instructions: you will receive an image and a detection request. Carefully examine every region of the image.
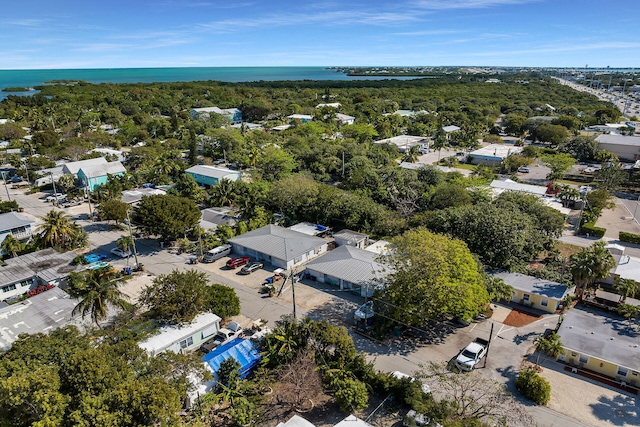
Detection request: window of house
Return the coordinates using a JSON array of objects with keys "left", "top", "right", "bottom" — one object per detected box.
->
[
  {"left": 540, "top": 299, "right": 548, "bottom": 307},
  {"left": 2, "top": 284, "right": 17, "bottom": 293},
  {"left": 579, "top": 354, "right": 589, "bottom": 365},
  {"left": 617, "top": 367, "right": 629, "bottom": 377},
  {"left": 523, "top": 294, "right": 530, "bottom": 302},
  {"left": 180, "top": 337, "right": 194, "bottom": 349}
]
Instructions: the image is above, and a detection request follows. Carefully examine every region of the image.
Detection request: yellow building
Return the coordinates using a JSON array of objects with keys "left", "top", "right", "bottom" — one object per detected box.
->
[
  {"left": 494, "top": 272, "right": 570, "bottom": 314},
  {"left": 557, "top": 309, "right": 640, "bottom": 388}
]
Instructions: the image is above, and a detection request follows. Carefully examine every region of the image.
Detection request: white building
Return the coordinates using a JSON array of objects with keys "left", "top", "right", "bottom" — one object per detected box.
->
[
  {"left": 373, "top": 135, "right": 429, "bottom": 153},
  {"left": 138, "top": 313, "right": 222, "bottom": 356}
]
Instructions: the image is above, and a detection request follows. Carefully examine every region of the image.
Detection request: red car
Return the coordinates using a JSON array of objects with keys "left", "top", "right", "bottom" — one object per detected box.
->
[{"left": 226, "top": 256, "right": 250, "bottom": 269}]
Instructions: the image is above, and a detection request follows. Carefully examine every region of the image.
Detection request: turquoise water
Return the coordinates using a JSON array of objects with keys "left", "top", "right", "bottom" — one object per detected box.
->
[{"left": 0, "top": 66, "right": 417, "bottom": 100}]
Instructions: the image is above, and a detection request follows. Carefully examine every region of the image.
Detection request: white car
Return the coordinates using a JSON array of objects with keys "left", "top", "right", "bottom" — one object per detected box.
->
[
  {"left": 45, "top": 193, "right": 66, "bottom": 202},
  {"left": 110, "top": 247, "right": 132, "bottom": 258}
]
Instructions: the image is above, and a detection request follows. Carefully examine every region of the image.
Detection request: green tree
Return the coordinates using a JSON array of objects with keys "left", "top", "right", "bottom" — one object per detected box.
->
[
  {"left": 255, "top": 145, "right": 296, "bottom": 182},
  {"left": 484, "top": 275, "right": 514, "bottom": 302},
  {"left": 132, "top": 194, "right": 201, "bottom": 240},
  {"left": 516, "top": 367, "right": 551, "bottom": 405},
  {"left": 541, "top": 153, "right": 576, "bottom": 180},
  {"left": 614, "top": 278, "right": 640, "bottom": 302},
  {"left": 208, "top": 178, "right": 238, "bottom": 207},
  {"left": 99, "top": 198, "right": 130, "bottom": 224},
  {"left": 558, "top": 135, "right": 598, "bottom": 161},
  {"left": 331, "top": 375, "right": 369, "bottom": 412},
  {"left": 56, "top": 174, "right": 76, "bottom": 193},
  {"left": 37, "top": 210, "right": 76, "bottom": 250},
  {"left": 534, "top": 332, "right": 564, "bottom": 365},
  {"left": 116, "top": 235, "right": 133, "bottom": 253},
  {"left": 570, "top": 241, "right": 616, "bottom": 297},
  {"left": 594, "top": 162, "right": 627, "bottom": 191},
  {"left": 139, "top": 269, "right": 240, "bottom": 324},
  {"left": 1, "top": 234, "right": 25, "bottom": 258},
  {"left": 534, "top": 124, "right": 569, "bottom": 145},
  {"left": 66, "top": 266, "right": 129, "bottom": 326},
  {"left": 379, "top": 228, "right": 490, "bottom": 325}
]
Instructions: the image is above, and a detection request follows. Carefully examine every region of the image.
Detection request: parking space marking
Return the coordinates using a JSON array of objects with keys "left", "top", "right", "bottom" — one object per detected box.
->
[{"left": 496, "top": 324, "right": 514, "bottom": 337}]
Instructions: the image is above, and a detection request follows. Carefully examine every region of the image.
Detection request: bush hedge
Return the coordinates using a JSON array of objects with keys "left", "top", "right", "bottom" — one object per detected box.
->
[
  {"left": 620, "top": 231, "right": 640, "bottom": 245},
  {"left": 580, "top": 222, "right": 606, "bottom": 238},
  {"left": 516, "top": 367, "right": 551, "bottom": 405}
]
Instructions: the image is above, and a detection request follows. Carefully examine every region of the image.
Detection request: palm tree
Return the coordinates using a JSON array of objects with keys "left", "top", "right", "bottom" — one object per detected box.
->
[
  {"left": 37, "top": 210, "right": 76, "bottom": 249},
  {"left": 614, "top": 278, "right": 639, "bottom": 302},
  {"left": 67, "top": 266, "right": 129, "bottom": 327},
  {"left": 116, "top": 235, "right": 133, "bottom": 253},
  {"left": 402, "top": 146, "right": 420, "bottom": 163},
  {"left": 209, "top": 179, "right": 237, "bottom": 207},
  {"left": 534, "top": 332, "right": 564, "bottom": 366},
  {"left": 1, "top": 235, "right": 25, "bottom": 258},
  {"left": 570, "top": 241, "right": 616, "bottom": 298}
]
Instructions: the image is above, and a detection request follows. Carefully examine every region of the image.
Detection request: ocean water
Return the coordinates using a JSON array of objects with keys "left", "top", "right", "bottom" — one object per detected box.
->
[{"left": 0, "top": 66, "right": 415, "bottom": 100}]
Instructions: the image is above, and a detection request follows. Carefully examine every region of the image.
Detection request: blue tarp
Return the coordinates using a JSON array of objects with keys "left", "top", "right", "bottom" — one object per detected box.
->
[{"left": 202, "top": 338, "right": 261, "bottom": 379}]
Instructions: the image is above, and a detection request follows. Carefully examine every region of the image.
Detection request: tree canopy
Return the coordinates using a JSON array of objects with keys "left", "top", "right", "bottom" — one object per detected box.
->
[
  {"left": 132, "top": 194, "right": 201, "bottom": 240},
  {"left": 139, "top": 269, "right": 240, "bottom": 324},
  {"left": 379, "top": 228, "right": 489, "bottom": 324}
]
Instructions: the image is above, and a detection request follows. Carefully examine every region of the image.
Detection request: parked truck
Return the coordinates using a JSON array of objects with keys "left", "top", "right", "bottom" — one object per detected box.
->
[{"left": 455, "top": 338, "right": 489, "bottom": 371}]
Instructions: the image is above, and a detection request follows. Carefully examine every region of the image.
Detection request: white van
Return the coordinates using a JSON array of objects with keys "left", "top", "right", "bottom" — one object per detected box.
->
[{"left": 203, "top": 244, "right": 232, "bottom": 263}]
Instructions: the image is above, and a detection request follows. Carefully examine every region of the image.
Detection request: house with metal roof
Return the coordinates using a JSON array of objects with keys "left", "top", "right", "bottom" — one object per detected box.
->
[
  {"left": 61, "top": 157, "right": 108, "bottom": 175},
  {"left": 78, "top": 161, "right": 126, "bottom": 190},
  {"left": 0, "top": 248, "right": 81, "bottom": 302},
  {"left": 596, "top": 134, "right": 640, "bottom": 161},
  {"left": 333, "top": 229, "right": 369, "bottom": 249},
  {"left": 185, "top": 165, "right": 242, "bottom": 187},
  {"left": 138, "top": 312, "right": 222, "bottom": 356},
  {"left": 189, "top": 107, "right": 242, "bottom": 124},
  {"left": 493, "top": 271, "right": 571, "bottom": 313},
  {"left": 489, "top": 179, "right": 548, "bottom": 196},
  {"left": 305, "top": 245, "right": 388, "bottom": 297},
  {"left": 228, "top": 224, "right": 328, "bottom": 270},
  {"left": 469, "top": 144, "right": 523, "bottom": 165},
  {"left": 200, "top": 207, "right": 238, "bottom": 231},
  {"left": 121, "top": 187, "right": 167, "bottom": 205},
  {"left": 373, "top": 135, "right": 429, "bottom": 153},
  {"left": 0, "top": 211, "right": 34, "bottom": 255},
  {"left": 287, "top": 114, "right": 314, "bottom": 124},
  {"left": 0, "top": 286, "right": 81, "bottom": 350},
  {"left": 557, "top": 308, "right": 640, "bottom": 388}
]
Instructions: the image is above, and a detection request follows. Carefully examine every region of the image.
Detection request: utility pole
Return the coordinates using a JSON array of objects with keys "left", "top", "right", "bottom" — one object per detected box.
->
[
  {"left": 291, "top": 269, "right": 297, "bottom": 320},
  {"left": 1, "top": 171, "right": 11, "bottom": 201},
  {"left": 483, "top": 322, "right": 494, "bottom": 369},
  {"left": 197, "top": 225, "right": 204, "bottom": 260},
  {"left": 50, "top": 172, "right": 59, "bottom": 206},
  {"left": 126, "top": 209, "right": 140, "bottom": 268},
  {"left": 84, "top": 177, "right": 93, "bottom": 218}
]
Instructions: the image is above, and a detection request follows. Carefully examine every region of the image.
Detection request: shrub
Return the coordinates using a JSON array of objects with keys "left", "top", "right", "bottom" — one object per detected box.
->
[
  {"left": 516, "top": 368, "right": 551, "bottom": 405},
  {"left": 580, "top": 222, "right": 606, "bottom": 238},
  {"left": 620, "top": 231, "right": 640, "bottom": 245},
  {"left": 72, "top": 254, "right": 89, "bottom": 265}
]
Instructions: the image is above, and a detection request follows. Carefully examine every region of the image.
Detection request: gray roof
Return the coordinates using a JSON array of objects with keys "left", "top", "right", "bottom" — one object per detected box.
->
[
  {"left": 493, "top": 272, "right": 570, "bottom": 300},
  {"left": 490, "top": 179, "right": 548, "bottom": 196},
  {"left": 557, "top": 308, "right": 640, "bottom": 371},
  {"left": 596, "top": 134, "right": 640, "bottom": 147},
  {"left": 121, "top": 188, "right": 166, "bottom": 204},
  {"left": 61, "top": 157, "right": 108, "bottom": 175},
  {"left": 229, "top": 224, "right": 326, "bottom": 262},
  {"left": 333, "top": 229, "right": 368, "bottom": 244},
  {"left": 305, "top": 245, "right": 388, "bottom": 285},
  {"left": 200, "top": 208, "right": 238, "bottom": 230},
  {"left": 185, "top": 165, "right": 240, "bottom": 179},
  {"left": 0, "top": 287, "right": 80, "bottom": 350},
  {"left": 0, "top": 211, "right": 34, "bottom": 233},
  {"left": 0, "top": 248, "right": 80, "bottom": 287},
  {"left": 79, "top": 161, "right": 126, "bottom": 178}
]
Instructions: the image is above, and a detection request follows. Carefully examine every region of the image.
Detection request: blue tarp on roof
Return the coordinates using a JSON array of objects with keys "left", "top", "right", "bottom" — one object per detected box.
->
[{"left": 202, "top": 338, "right": 261, "bottom": 379}]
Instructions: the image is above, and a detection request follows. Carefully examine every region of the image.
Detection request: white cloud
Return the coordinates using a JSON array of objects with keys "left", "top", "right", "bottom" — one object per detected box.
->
[{"left": 410, "top": 0, "right": 539, "bottom": 10}]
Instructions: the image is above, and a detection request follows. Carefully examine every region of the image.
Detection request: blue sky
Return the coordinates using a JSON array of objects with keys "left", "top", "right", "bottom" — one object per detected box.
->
[{"left": 1, "top": 0, "right": 638, "bottom": 69}]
